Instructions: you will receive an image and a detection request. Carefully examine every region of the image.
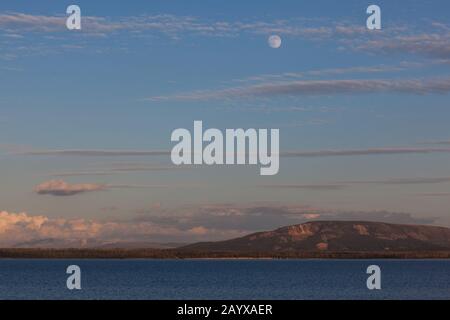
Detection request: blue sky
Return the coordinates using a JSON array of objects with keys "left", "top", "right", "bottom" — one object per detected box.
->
[{"left": 1, "top": 1, "right": 450, "bottom": 246}]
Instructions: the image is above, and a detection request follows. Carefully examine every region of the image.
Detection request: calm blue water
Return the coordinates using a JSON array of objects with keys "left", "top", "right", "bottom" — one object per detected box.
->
[{"left": 0, "top": 259, "right": 449, "bottom": 300}]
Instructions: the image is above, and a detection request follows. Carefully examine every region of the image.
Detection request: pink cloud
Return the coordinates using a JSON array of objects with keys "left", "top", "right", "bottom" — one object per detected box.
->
[
  {"left": 0, "top": 210, "right": 246, "bottom": 247},
  {"left": 34, "top": 179, "right": 105, "bottom": 196}
]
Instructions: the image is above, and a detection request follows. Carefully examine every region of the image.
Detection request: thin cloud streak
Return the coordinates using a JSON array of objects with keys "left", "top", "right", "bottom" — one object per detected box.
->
[
  {"left": 16, "top": 146, "right": 450, "bottom": 159},
  {"left": 50, "top": 165, "right": 188, "bottom": 177},
  {"left": 261, "top": 184, "right": 346, "bottom": 190},
  {"left": 20, "top": 149, "right": 170, "bottom": 156},
  {"left": 416, "top": 192, "right": 450, "bottom": 197},
  {"left": 346, "top": 177, "right": 450, "bottom": 185},
  {"left": 146, "top": 78, "right": 450, "bottom": 101},
  {"left": 231, "top": 62, "right": 426, "bottom": 85},
  {"left": 358, "top": 33, "right": 450, "bottom": 59},
  {"left": 280, "top": 147, "right": 450, "bottom": 157},
  {"left": 259, "top": 177, "right": 450, "bottom": 192},
  {"left": 34, "top": 179, "right": 188, "bottom": 196},
  {"left": 420, "top": 139, "right": 450, "bottom": 145}
]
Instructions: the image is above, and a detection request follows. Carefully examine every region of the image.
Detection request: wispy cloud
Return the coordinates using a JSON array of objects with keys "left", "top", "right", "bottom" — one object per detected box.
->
[
  {"left": 20, "top": 149, "right": 170, "bottom": 156},
  {"left": 16, "top": 145, "right": 450, "bottom": 160},
  {"left": 146, "top": 77, "right": 450, "bottom": 101},
  {"left": 357, "top": 32, "right": 450, "bottom": 59},
  {"left": 261, "top": 184, "right": 346, "bottom": 190},
  {"left": 0, "top": 12, "right": 121, "bottom": 34},
  {"left": 2, "top": 11, "right": 449, "bottom": 63},
  {"left": 259, "top": 176, "right": 450, "bottom": 193},
  {"left": 230, "top": 62, "right": 426, "bottom": 85},
  {"left": 0, "top": 12, "right": 354, "bottom": 38},
  {"left": 34, "top": 179, "right": 180, "bottom": 196},
  {"left": 416, "top": 192, "right": 450, "bottom": 197},
  {"left": 218, "top": 105, "right": 341, "bottom": 114},
  {"left": 420, "top": 139, "right": 450, "bottom": 145},
  {"left": 50, "top": 164, "right": 188, "bottom": 177},
  {"left": 34, "top": 180, "right": 105, "bottom": 196},
  {"left": 346, "top": 177, "right": 450, "bottom": 185},
  {"left": 0, "top": 65, "right": 23, "bottom": 72},
  {"left": 280, "top": 147, "right": 450, "bottom": 158},
  {"left": 0, "top": 12, "right": 65, "bottom": 32}
]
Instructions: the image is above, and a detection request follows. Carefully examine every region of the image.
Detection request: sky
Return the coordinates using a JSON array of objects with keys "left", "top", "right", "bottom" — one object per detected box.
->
[{"left": 1, "top": 0, "right": 450, "bottom": 247}]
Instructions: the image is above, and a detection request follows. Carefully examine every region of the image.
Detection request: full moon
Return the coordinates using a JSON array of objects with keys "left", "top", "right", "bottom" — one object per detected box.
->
[{"left": 268, "top": 35, "right": 282, "bottom": 48}]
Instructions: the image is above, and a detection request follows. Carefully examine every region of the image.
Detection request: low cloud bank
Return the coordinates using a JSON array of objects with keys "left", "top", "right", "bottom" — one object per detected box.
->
[{"left": 0, "top": 204, "right": 437, "bottom": 248}]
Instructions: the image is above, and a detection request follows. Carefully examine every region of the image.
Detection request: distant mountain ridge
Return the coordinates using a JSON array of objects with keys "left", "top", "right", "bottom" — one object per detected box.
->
[
  {"left": 12, "top": 238, "right": 185, "bottom": 249},
  {"left": 181, "top": 221, "right": 450, "bottom": 252}
]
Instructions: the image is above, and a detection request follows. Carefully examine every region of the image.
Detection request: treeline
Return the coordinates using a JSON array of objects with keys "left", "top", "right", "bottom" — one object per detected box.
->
[{"left": 1, "top": 248, "right": 450, "bottom": 259}]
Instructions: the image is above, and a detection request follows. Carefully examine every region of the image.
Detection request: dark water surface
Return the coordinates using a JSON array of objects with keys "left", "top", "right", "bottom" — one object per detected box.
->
[{"left": 0, "top": 259, "right": 449, "bottom": 299}]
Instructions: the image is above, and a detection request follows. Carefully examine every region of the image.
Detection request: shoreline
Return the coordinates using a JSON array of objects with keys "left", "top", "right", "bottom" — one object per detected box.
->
[{"left": 1, "top": 248, "right": 450, "bottom": 259}]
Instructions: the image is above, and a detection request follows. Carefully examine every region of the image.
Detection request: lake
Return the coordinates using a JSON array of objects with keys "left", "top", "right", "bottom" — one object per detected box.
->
[{"left": 0, "top": 259, "right": 449, "bottom": 299}]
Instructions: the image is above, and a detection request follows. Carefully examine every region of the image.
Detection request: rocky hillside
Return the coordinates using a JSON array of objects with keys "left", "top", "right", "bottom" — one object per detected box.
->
[{"left": 181, "top": 221, "right": 450, "bottom": 252}]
